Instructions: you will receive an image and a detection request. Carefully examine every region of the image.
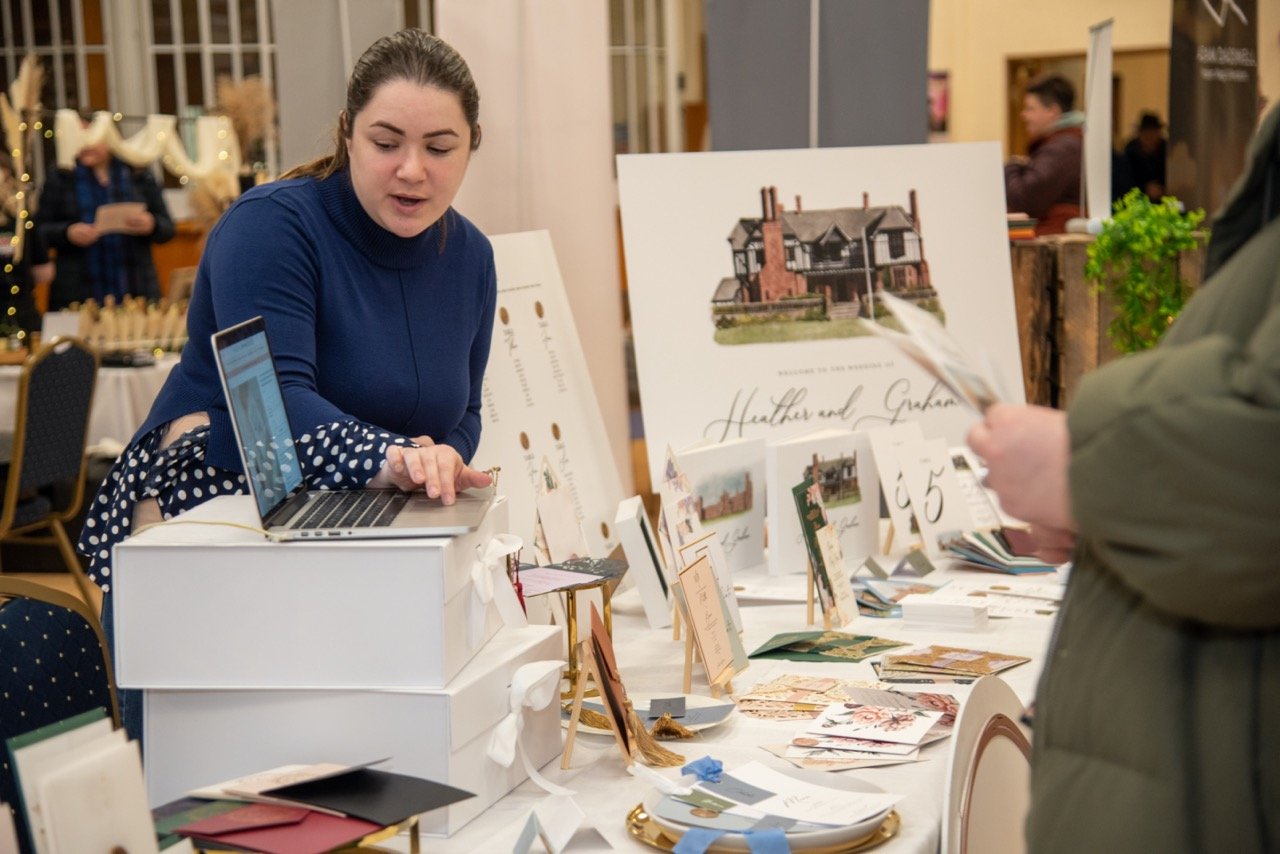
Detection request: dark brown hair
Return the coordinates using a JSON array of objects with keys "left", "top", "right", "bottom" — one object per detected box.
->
[
  {"left": 281, "top": 28, "right": 481, "bottom": 180},
  {"left": 1025, "top": 74, "right": 1075, "bottom": 113}
]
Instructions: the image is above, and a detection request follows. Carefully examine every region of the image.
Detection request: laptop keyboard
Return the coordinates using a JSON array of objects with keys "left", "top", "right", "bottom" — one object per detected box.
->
[{"left": 290, "top": 491, "right": 408, "bottom": 529}]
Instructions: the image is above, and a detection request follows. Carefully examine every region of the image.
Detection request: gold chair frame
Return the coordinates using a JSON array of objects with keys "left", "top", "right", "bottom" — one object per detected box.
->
[{"left": 0, "top": 337, "right": 100, "bottom": 611}]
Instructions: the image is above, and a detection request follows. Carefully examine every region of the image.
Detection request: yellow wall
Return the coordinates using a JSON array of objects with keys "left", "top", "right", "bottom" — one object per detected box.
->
[{"left": 930, "top": 0, "right": 1279, "bottom": 150}]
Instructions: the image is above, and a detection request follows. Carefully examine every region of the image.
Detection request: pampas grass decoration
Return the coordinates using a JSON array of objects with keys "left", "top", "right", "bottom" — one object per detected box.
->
[
  {"left": 189, "top": 169, "right": 240, "bottom": 232},
  {"left": 216, "top": 75, "right": 275, "bottom": 165}
]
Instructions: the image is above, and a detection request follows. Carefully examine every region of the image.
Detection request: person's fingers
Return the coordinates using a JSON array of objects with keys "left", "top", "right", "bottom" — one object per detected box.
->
[
  {"left": 387, "top": 444, "right": 405, "bottom": 474},
  {"left": 1035, "top": 545, "right": 1074, "bottom": 564},
  {"left": 416, "top": 448, "right": 439, "bottom": 499},
  {"left": 966, "top": 420, "right": 992, "bottom": 456},
  {"left": 459, "top": 466, "right": 494, "bottom": 490},
  {"left": 411, "top": 435, "right": 435, "bottom": 447},
  {"left": 436, "top": 453, "right": 460, "bottom": 504}
]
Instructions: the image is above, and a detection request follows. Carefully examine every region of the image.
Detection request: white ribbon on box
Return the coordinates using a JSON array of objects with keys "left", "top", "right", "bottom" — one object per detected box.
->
[
  {"left": 488, "top": 659, "right": 575, "bottom": 797},
  {"left": 470, "top": 534, "right": 529, "bottom": 648}
]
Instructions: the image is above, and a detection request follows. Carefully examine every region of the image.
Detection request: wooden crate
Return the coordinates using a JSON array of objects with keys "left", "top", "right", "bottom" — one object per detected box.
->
[
  {"left": 1008, "top": 239, "right": 1058, "bottom": 407},
  {"left": 1057, "top": 236, "right": 1206, "bottom": 406}
]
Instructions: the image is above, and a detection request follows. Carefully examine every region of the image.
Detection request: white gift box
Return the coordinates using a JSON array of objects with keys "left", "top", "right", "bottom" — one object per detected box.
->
[
  {"left": 143, "top": 624, "right": 565, "bottom": 836},
  {"left": 112, "top": 494, "right": 508, "bottom": 689}
]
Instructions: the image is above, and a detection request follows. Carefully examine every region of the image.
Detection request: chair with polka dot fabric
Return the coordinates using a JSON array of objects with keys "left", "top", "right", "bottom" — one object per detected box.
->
[
  {"left": 0, "top": 576, "right": 119, "bottom": 853},
  {"left": 0, "top": 337, "right": 99, "bottom": 612}
]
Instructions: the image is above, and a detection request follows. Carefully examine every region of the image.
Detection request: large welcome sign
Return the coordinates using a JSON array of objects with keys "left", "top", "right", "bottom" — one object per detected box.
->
[{"left": 618, "top": 143, "right": 1024, "bottom": 482}]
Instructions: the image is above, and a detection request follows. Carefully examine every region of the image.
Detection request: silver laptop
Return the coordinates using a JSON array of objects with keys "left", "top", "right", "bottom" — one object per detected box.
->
[{"left": 212, "top": 316, "right": 492, "bottom": 540}]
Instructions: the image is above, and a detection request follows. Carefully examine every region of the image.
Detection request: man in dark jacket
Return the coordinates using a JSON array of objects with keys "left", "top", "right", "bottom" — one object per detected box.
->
[
  {"left": 971, "top": 104, "right": 1280, "bottom": 852},
  {"left": 1123, "top": 111, "right": 1168, "bottom": 201},
  {"left": 1004, "top": 75, "right": 1083, "bottom": 236},
  {"left": 37, "top": 138, "right": 174, "bottom": 310}
]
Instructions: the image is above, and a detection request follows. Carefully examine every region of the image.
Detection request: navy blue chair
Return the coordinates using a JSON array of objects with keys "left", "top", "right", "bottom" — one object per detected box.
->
[
  {"left": 0, "top": 576, "right": 119, "bottom": 853},
  {"left": 0, "top": 337, "right": 99, "bottom": 611}
]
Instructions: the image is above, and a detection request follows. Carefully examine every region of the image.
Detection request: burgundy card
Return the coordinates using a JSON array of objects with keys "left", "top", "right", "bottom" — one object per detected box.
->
[
  {"left": 178, "top": 803, "right": 309, "bottom": 835},
  {"left": 178, "top": 810, "right": 380, "bottom": 854}
]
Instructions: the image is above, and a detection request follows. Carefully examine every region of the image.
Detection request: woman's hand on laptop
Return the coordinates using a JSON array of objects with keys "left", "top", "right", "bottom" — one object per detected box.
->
[{"left": 371, "top": 437, "right": 494, "bottom": 504}]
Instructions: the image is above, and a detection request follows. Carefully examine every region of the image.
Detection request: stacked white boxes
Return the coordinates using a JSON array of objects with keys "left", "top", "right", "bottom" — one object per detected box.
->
[{"left": 113, "top": 494, "right": 564, "bottom": 836}]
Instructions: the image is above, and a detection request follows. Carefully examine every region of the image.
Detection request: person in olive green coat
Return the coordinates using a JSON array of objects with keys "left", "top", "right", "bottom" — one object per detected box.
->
[{"left": 969, "top": 103, "right": 1280, "bottom": 853}]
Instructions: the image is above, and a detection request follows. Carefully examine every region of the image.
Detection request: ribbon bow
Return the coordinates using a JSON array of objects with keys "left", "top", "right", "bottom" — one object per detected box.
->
[
  {"left": 487, "top": 659, "right": 574, "bottom": 796},
  {"left": 469, "top": 534, "right": 528, "bottom": 646}
]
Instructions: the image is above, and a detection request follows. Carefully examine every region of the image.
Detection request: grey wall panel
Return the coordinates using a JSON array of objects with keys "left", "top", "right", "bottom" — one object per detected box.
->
[
  {"left": 818, "top": 0, "right": 928, "bottom": 146},
  {"left": 705, "top": 0, "right": 929, "bottom": 151},
  {"left": 705, "top": 0, "right": 811, "bottom": 151},
  {"left": 273, "top": 0, "right": 403, "bottom": 170}
]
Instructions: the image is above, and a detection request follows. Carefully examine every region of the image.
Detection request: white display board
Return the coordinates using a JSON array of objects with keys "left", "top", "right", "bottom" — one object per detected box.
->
[
  {"left": 618, "top": 143, "right": 1024, "bottom": 483},
  {"left": 476, "top": 231, "right": 624, "bottom": 557}
]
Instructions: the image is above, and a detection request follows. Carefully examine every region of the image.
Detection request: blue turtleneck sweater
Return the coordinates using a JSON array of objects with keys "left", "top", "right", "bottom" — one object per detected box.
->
[{"left": 137, "top": 170, "right": 496, "bottom": 474}]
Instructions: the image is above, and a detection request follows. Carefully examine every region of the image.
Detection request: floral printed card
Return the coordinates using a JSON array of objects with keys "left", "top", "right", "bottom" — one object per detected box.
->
[
  {"left": 790, "top": 734, "right": 919, "bottom": 756},
  {"left": 735, "top": 674, "right": 901, "bottom": 719},
  {"left": 763, "top": 744, "right": 920, "bottom": 773},
  {"left": 806, "top": 702, "right": 943, "bottom": 745}
]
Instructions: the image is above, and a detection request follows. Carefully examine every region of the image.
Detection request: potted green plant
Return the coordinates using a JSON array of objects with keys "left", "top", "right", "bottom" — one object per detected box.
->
[{"left": 1084, "top": 188, "right": 1208, "bottom": 353}]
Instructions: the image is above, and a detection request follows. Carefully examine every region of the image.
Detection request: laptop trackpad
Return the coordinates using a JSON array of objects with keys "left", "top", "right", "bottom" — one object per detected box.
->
[{"left": 390, "top": 490, "right": 492, "bottom": 534}]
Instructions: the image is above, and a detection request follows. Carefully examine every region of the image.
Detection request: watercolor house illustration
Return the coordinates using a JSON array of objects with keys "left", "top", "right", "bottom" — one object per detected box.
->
[
  {"left": 694, "top": 471, "right": 754, "bottom": 522},
  {"left": 809, "top": 453, "right": 861, "bottom": 505},
  {"left": 714, "top": 187, "right": 937, "bottom": 319}
]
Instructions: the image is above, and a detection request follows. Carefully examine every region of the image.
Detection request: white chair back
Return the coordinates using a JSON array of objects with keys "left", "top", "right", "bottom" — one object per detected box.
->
[{"left": 941, "top": 675, "right": 1032, "bottom": 854}]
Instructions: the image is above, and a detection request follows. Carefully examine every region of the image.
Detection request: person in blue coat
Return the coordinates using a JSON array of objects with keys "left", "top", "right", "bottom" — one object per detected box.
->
[{"left": 81, "top": 28, "right": 498, "bottom": 739}]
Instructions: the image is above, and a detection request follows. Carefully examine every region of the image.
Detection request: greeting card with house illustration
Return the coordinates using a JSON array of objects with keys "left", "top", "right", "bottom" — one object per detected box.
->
[
  {"left": 619, "top": 143, "right": 1023, "bottom": 483},
  {"left": 676, "top": 437, "right": 766, "bottom": 574}
]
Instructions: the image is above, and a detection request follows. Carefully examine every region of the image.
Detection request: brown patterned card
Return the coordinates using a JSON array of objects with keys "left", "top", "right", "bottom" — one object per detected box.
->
[{"left": 882, "top": 644, "right": 1029, "bottom": 676}]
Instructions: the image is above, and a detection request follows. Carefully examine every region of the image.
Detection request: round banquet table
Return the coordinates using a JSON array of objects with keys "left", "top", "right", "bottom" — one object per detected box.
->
[
  {"left": 376, "top": 560, "right": 1065, "bottom": 854},
  {"left": 0, "top": 354, "right": 178, "bottom": 454}
]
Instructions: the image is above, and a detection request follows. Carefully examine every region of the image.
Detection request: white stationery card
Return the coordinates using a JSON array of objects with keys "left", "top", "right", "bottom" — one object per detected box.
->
[
  {"left": 678, "top": 531, "right": 744, "bottom": 636},
  {"left": 765, "top": 428, "right": 880, "bottom": 576},
  {"left": 897, "top": 437, "right": 975, "bottom": 554},
  {"left": 700, "top": 761, "right": 899, "bottom": 827},
  {"left": 866, "top": 423, "right": 926, "bottom": 551},
  {"left": 676, "top": 436, "right": 767, "bottom": 573},
  {"left": 807, "top": 702, "right": 943, "bottom": 745},
  {"left": 814, "top": 523, "right": 859, "bottom": 628}
]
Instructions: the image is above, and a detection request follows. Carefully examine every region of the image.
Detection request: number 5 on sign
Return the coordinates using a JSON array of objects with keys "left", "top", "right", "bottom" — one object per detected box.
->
[{"left": 898, "top": 437, "right": 974, "bottom": 555}]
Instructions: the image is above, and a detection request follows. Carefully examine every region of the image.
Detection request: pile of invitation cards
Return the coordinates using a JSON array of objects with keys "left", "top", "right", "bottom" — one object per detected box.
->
[
  {"left": 763, "top": 686, "right": 959, "bottom": 772},
  {"left": 735, "top": 675, "right": 892, "bottom": 721},
  {"left": 853, "top": 576, "right": 941, "bottom": 618},
  {"left": 642, "top": 760, "right": 899, "bottom": 847},
  {"left": 874, "top": 644, "right": 1030, "bottom": 683},
  {"left": 945, "top": 530, "right": 1056, "bottom": 574}
]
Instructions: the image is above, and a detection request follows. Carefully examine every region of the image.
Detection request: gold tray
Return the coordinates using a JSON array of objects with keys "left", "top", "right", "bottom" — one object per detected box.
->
[{"left": 625, "top": 804, "right": 900, "bottom": 853}]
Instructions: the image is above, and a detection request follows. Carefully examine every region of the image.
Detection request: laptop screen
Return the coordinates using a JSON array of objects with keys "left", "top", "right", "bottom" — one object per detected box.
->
[{"left": 214, "top": 318, "right": 304, "bottom": 519}]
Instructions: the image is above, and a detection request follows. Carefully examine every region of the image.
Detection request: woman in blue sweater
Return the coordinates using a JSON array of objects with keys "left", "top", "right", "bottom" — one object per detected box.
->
[{"left": 80, "top": 28, "right": 496, "bottom": 710}]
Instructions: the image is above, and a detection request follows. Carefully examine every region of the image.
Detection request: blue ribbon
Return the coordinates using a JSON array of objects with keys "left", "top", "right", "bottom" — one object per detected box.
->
[
  {"left": 745, "top": 827, "right": 791, "bottom": 853},
  {"left": 681, "top": 755, "right": 724, "bottom": 783},
  {"left": 673, "top": 828, "right": 726, "bottom": 854},
  {"left": 672, "top": 824, "right": 792, "bottom": 854}
]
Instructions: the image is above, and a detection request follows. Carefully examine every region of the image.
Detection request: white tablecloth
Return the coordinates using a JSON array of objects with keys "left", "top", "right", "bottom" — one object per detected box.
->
[
  {"left": 0, "top": 355, "right": 178, "bottom": 451},
  {"left": 416, "top": 561, "right": 1063, "bottom": 853}
]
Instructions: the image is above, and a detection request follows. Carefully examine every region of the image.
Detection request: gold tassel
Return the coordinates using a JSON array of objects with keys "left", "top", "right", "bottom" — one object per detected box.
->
[
  {"left": 563, "top": 703, "right": 614, "bottom": 732},
  {"left": 626, "top": 702, "right": 684, "bottom": 767},
  {"left": 649, "top": 712, "right": 696, "bottom": 741}
]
